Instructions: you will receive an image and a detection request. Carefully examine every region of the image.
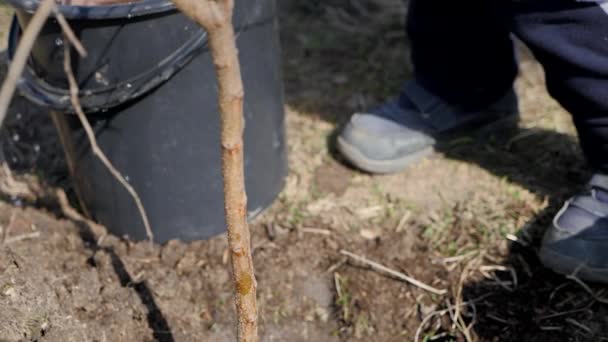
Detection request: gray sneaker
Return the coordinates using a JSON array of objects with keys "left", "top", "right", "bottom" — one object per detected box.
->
[
  {"left": 540, "top": 174, "right": 608, "bottom": 283},
  {"left": 337, "top": 80, "right": 519, "bottom": 174}
]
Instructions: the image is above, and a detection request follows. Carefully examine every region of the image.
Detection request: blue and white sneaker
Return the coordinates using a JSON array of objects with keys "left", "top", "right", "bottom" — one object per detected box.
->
[
  {"left": 540, "top": 174, "right": 608, "bottom": 283},
  {"left": 337, "top": 80, "right": 519, "bottom": 174}
]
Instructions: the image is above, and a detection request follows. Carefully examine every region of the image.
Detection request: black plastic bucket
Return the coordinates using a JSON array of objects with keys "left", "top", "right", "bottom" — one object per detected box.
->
[{"left": 7, "top": 0, "right": 287, "bottom": 242}]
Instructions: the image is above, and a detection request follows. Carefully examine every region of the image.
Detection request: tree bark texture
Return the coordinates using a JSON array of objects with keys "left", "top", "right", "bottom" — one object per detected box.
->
[{"left": 170, "top": 1, "right": 258, "bottom": 341}]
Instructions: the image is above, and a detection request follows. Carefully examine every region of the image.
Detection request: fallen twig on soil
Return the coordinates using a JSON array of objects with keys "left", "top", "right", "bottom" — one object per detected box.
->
[
  {"left": 442, "top": 250, "right": 479, "bottom": 265},
  {"left": 340, "top": 249, "right": 447, "bottom": 295},
  {"left": 515, "top": 254, "right": 533, "bottom": 278},
  {"left": 334, "top": 272, "right": 350, "bottom": 321},
  {"left": 62, "top": 40, "right": 154, "bottom": 243},
  {"left": 415, "top": 308, "right": 449, "bottom": 342},
  {"left": 486, "top": 313, "right": 515, "bottom": 325},
  {"left": 567, "top": 272, "right": 608, "bottom": 305},
  {"left": 56, "top": 188, "right": 106, "bottom": 239},
  {"left": 539, "top": 326, "right": 564, "bottom": 331},
  {"left": 536, "top": 308, "right": 591, "bottom": 321},
  {"left": 0, "top": 163, "right": 34, "bottom": 200},
  {"left": 479, "top": 265, "right": 517, "bottom": 292},
  {"left": 394, "top": 210, "right": 411, "bottom": 232},
  {"left": 415, "top": 301, "right": 474, "bottom": 342},
  {"left": 505, "top": 233, "right": 529, "bottom": 247},
  {"left": 4, "top": 231, "right": 40, "bottom": 244},
  {"left": 325, "top": 257, "right": 347, "bottom": 274},
  {"left": 549, "top": 282, "right": 571, "bottom": 303},
  {"left": 565, "top": 318, "right": 592, "bottom": 334},
  {"left": 0, "top": 0, "right": 55, "bottom": 127},
  {"left": 451, "top": 256, "right": 481, "bottom": 342},
  {"left": 300, "top": 227, "right": 331, "bottom": 235},
  {"left": 2, "top": 210, "right": 17, "bottom": 242}
]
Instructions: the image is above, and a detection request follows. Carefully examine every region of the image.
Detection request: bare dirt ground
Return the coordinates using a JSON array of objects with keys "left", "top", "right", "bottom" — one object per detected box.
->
[{"left": 1, "top": 0, "right": 607, "bottom": 341}]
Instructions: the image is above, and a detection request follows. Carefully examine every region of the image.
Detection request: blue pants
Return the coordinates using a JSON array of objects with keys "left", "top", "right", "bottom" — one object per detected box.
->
[{"left": 407, "top": 0, "right": 608, "bottom": 172}]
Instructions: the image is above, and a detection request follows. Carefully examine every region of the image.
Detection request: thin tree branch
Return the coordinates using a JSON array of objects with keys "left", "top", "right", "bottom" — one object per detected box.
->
[
  {"left": 62, "top": 39, "right": 154, "bottom": 243},
  {"left": 54, "top": 10, "right": 87, "bottom": 57},
  {"left": 50, "top": 110, "right": 92, "bottom": 219},
  {"left": 0, "top": 0, "right": 55, "bottom": 127},
  {"left": 170, "top": 0, "right": 257, "bottom": 340},
  {"left": 340, "top": 249, "right": 448, "bottom": 295},
  {"left": 4, "top": 231, "right": 40, "bottom": 244}
]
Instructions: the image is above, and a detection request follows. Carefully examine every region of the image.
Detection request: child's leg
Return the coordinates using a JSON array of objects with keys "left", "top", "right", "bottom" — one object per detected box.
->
[
  {"left": 336, "top": 0, "right": 520, "bottom": 174},
  {"left": 510, "top": 0, "right": 608, "bottom": 172},
  {"left": 512, "top": 0, "right": 608, "bottom": 282},
  {"left": 407, "top": 0, "right": 517, "bottom": 110}
]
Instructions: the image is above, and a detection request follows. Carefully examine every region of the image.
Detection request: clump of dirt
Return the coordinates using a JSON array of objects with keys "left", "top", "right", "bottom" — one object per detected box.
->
[{"left": 0, "top": 197, "right": 344, "bottom": 342}]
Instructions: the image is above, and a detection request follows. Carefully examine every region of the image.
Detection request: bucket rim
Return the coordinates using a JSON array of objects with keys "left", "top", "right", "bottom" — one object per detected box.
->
[
  {"left": 5, "top": 0, "right": 176, "bottom": 20},
  {"left": 8, "top": 15, "right": 208, "bottom": 112}
]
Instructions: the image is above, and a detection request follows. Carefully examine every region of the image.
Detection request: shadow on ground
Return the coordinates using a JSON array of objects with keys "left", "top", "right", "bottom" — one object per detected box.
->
[
  {"left": 0, "top": 52, "right": 178, "bottom": 342},
  {"left": 280, "top": 1, "right": 608, "bottom": 341},
  {"left": 441, "top": 131, "right": 607, "bottom": 341}
]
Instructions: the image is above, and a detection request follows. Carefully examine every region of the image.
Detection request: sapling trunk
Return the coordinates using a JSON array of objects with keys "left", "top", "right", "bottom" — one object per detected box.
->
[{"left": 170, "top": 1, "right": 258, "bottom": 341}]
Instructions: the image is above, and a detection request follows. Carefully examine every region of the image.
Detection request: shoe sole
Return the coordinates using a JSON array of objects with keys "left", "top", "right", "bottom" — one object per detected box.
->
[
  {"left": 539, "top": 246, "right": 608, "bottom": 284},
  {"left": 337, "top": 113, "right": 519, "bottom": 174},
  {"left": 337, "top": 136, "right": 433, "bottom": 174}
]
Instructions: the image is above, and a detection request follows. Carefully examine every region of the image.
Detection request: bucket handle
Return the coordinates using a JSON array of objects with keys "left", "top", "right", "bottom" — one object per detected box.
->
[{"left": 8, "top": 15, "right": 208, "bottom": 113}]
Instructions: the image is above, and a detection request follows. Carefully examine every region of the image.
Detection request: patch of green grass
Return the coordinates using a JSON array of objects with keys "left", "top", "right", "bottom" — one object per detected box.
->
[
  {"left": 422, "top": 194, "right": 532, "bottom": 257},
  {"left": 354, "top": 313, "right": 375, "bottom": 338},
  {"left": 287, "top": 204, "right": 306, "bottom": 227},
  {"left": 334, "top": 274, "right": 351, "bottom": 322}
]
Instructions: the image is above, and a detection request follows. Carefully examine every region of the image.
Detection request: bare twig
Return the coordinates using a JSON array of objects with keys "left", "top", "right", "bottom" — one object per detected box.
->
[
  {"left": 170, "top": 0, "right": 258, "bottom": 340},
  {"left": 300, "top": 227, "right": 331, "bottom": 235},
  {"left": 325, "top": 257, "right": 347, "bottom": 274},
  {"left": 549, "top": 282, "right": 571, "bottom": 302},
  {"left": 334, "top": 272, "right": 350, "bottom": 321},
  {"left": 0, "top": 163, "right": 33, "bottom": 200},
  {"left": 505, "top": 233, "right": 529, "bottom": 247},
  {"left": 420, "top": 294, "right": 496, "bottom": 342},
  {"left": 537, "top": 308, "right": 590, "bottom": 321},
  {"left": 452, "top": 256, "right": 480, "bottom": 342},
  {"left": 567, "top": 272, "right": 608, "bottom": 305},
  {"left": 565, "top": 318, "right": 592, "bottom": 334},
  {"left": 486, "top": 313, "right": 515, "bottom": 325},
  {"left": 54, "top": 11, "right": 87, "bottom": 57},
  {"left": 394, "top": 210, "right": 411, "bottom": 232},
  {"left": 515, "top": 254, "right": 533, "bottom": 278},
  {"left": 56, "top": 188, "right": 106, "bottom": 239},
  {"left": 554, "top": 293, "right": 578, "bottom": 309},
  {"left": 0, "top": 0, "right": 87, "bottom": 215},
  {"left": 415, "top": 308, "right": 449, "bottom": 342},
  {"left": 334, "top": 272, "right": 343, "bottom": 299},
  {"left": 340, "top": 249, "right": 447, "bottom": 295},
  {"left": 415, "top": 301, "right": 475, "bottom": 342},
  {"left": 62, "top": 40, "right": 154, "bottom": 242},
  {"left": 50, "top": 111, "right": 92, "bottom": 218},
  {"left": 539, "top": 326, "right": 563, "bottom": 331},
  {"left": 0, "top": 211, "right": 15, "bottom": 243},
  {"left": 4, "top": 210, "right": 16, "bottom": 240},
  {"left": 479, "top": 265, "right": 518, "bottom": 292},
  {"left": 4, "top": 231, "right": 40, "bottom": 244},
  {"left": 0, "top": 0, "right": 55, "bottom": 127},
  {"left": 442, "top": 250, "right": 479, "bottom": 264}
]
